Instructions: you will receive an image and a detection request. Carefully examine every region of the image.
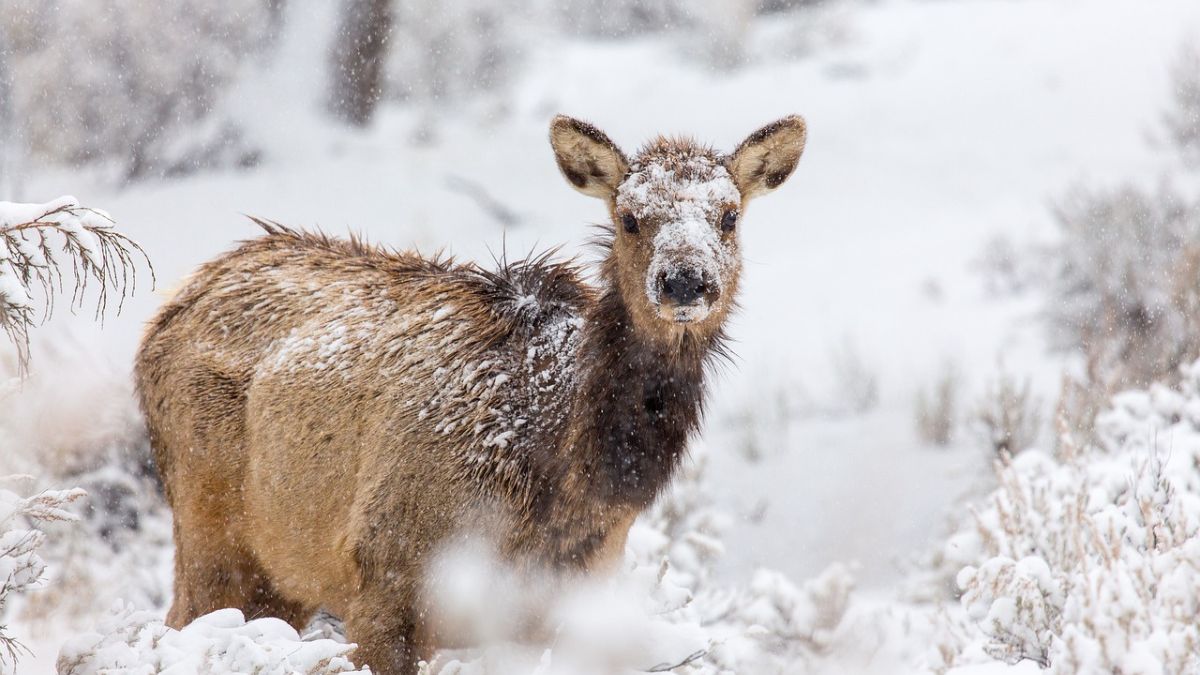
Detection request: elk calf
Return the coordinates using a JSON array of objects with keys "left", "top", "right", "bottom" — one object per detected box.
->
[{"left": 136, "top": 115, "right": 806, "bottom": 674}]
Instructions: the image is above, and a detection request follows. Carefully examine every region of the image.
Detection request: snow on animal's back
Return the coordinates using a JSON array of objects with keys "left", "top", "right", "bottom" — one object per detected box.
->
[{"left": 235, "top": 226, "right": 592, "bottom": 494}]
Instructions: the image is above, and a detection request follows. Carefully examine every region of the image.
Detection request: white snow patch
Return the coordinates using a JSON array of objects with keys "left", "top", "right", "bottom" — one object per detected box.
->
[
  {"left": 644, "top": 217, "right": 735, "bottom": 315},
  {"left": 0, "top": 196, "right": 79, "bottom": 229},
  {"left": 58, "top": 606, "right": 367, "bottom": 675},
  {"left": 0, "top": 196, "right": 121, "bottom": 308}
]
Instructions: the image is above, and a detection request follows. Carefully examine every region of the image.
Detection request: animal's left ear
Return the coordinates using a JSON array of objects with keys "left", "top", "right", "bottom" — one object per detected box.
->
[
  {"left": 549, "top": 115, "right": 630, "bottom": 200},
  {"left": 725, "top": 115, "right": 807, "bottom": 200}
]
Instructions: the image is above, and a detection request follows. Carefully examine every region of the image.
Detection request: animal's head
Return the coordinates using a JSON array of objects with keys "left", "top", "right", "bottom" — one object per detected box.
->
[{"left": 550, "top": 115, "right": 806, "bottom": 343}]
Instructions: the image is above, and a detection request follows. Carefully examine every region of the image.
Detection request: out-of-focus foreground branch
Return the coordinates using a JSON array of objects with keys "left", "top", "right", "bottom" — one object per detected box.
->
[
  {"left": 0, "top": 483, "right": 87, "bottom": 669},
  {"left": 0, "top": 196, "right": 153, "bottom": 375}
]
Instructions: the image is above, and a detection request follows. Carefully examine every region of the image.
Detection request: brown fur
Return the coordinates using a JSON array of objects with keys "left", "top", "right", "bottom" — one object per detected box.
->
[{"left": 136, "top": 115, "right": 805, "bottom": 674}]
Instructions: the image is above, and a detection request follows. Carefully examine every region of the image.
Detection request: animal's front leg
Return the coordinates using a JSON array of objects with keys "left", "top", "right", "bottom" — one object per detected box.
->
[{"left": 346, "top": 588, "right": 429, "bottom": 675}]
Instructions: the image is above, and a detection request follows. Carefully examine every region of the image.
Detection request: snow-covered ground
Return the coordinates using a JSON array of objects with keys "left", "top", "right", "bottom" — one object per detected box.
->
[{"left": 3, "top": 0, "right": 1200, "bottom": 672}]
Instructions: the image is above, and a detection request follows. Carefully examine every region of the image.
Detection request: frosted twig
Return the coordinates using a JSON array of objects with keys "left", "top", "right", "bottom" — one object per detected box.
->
[
  {"left": 445, "top": 174, "right": 523, "bottom": 228},
  {"left": 647, "top": 648, "right": 708, "bottom": 672},
  {"left": 0, "top": 196, "right": 153, "bottom": 375},
  {"left": 0, "top": 482, "right": 87, "bottom": 671}
]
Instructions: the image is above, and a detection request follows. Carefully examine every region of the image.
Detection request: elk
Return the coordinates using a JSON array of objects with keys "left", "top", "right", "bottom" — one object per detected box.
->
[{"left": 135, "top": 114, "right": 806, "bottom": 674}]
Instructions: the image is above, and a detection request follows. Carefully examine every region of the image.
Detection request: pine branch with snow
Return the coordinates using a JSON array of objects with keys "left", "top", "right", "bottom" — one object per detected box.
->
[{"left": 0, "top": 196, "right": 152, "bottom": 374}]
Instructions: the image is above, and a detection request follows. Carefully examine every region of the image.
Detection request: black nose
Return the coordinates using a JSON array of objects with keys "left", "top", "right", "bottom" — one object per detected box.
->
[{"left": 659, "top": 270, "right": 708, "bottom": 306}]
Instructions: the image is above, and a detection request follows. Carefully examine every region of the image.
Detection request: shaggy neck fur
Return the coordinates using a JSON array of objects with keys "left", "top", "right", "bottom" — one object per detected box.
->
[{"left": 568, "top": 257, "right": 728, "bottom": 510}]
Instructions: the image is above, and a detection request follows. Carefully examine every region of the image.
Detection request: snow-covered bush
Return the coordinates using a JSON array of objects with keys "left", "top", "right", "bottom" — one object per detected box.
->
[
  {"left": 632, "top": 453, "right": 729, "bottom": 590},
  {"left": 416, "top": 451, "right": 882, "bottom": 675},
  {"left": 944, "top": 360, "right": 1200, "bottom": 672},
  {"left": 618, "top": 455, "right": 862, "bottom": 673},
  {"left": 696, "top": 564, "right": 859, "bottom": 673},
  {"left": 16, "top": 442, "right": 172, "bottom": 629},
  {"left": 0, "top": 481, "right": 86, "bottom": 671},
  {"left": 58, "top": 606, "right": 368, "bottom": 675},
  {"left": 0, "top": 196, "right": 151, "bottom": 374},
  {"left": 0, "top": 329, "right": 171, "bottom": 630},
  {"left": 1046, "top": 181, "right": 1200, "bottom": 390},
  {"left": 413, "top": 454, "right": 726, "bottom": 674},
  {"left": 2, "top": 0, "right": 267, "bottom": 179}
]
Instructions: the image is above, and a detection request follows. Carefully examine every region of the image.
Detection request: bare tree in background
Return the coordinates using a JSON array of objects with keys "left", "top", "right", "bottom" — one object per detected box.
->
[{"left": 329, "top": 0, "right": 394, "bottom": 126}]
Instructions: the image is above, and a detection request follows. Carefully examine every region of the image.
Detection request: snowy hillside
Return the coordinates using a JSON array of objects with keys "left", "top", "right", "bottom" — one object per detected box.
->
[{"left": 2, "top": 0, "right": 1200, "bottom": 672}]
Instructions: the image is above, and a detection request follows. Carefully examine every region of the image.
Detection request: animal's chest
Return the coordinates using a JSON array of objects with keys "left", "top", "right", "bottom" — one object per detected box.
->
[
  {"left": 404, "top": 310, "right": 585, "bottom": 489},
  {"left": 583, "top": 361, "right": 699, "bottom": 507}
]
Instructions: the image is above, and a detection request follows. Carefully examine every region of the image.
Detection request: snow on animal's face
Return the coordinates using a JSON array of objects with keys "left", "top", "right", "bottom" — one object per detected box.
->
[
  {"left": 549, "top": 114, "right": 806, "bottom": 342},
  {"left": 614, "top": 146, "right": 742, "bottom": 326}
]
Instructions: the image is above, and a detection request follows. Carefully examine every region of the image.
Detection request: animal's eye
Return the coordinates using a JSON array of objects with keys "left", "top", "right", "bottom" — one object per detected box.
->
[
  {"left": 720, "top": 209, "right": 739, "bottom": 233},
  {"left": 621, "top": 212, "right": 639, "bottom": 234}
]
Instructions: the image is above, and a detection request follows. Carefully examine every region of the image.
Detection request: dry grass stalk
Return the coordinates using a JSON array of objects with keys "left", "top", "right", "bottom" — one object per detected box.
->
[
  {"left": 974, "top": 371, "right": 1042, "bottom": 457},
  {"left": 830, "top": 340, "right": 878, "bottom": 414},
  {"left": 916, "top": 362, "right": 959, "bottom": 446},
  {"left": 0, "top": 196, "right": 153, "bottom": 374}
]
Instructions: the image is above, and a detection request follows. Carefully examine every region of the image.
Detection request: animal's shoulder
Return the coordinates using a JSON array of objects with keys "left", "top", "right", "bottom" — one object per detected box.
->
[
  {"left": 454, "top": 252, "right": 594, "bottom": 333},
  {"left": 235, "top": 221, "right": 596, "bottom": 318},
  {"left": 233, "top": 219, "right": 454, "bottom": 277},
  {"left": 156, "top": 222, "right": 596, "bottom": 342}
]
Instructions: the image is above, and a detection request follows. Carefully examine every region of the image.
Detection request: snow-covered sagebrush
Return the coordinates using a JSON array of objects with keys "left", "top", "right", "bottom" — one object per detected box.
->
[
  {"left": 1046, "top": 182, "right": 1200, "bottom": 389},
  {"left": 14, "top": 444, "right": 173, "bottom": 633},
  {"left": 1, "top": 0, "right": 267, "bottom": 179},
  {"left": 0, "top": 481, "right": 85, "bottom": 672},
  {"left": 943, "top": 360, "right": 1200, "bottom": 673},
  {"left": 416, "top": 452, "right": 881, "bottom": 675}
]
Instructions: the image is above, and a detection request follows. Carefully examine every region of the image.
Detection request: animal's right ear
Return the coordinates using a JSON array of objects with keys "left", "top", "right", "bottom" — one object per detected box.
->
[{"left": 549, "top": 115, "right": 629, "bottom": 199}]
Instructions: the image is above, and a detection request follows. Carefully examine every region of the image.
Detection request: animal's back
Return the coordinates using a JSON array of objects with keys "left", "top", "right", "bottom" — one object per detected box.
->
[{"left": 136, "top": 224, "right": 592, "bottom": 618}]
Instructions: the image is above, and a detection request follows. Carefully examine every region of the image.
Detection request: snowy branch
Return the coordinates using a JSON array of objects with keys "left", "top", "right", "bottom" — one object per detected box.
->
[
  {"left": 0, "top": 196, "right": 153, "bottom": 374},
  {"left": 0, "top": 482, "right": 87, "bottom": 672},
  {"left": 647, "top": 648, "right": 708, "bottom": 671}
]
